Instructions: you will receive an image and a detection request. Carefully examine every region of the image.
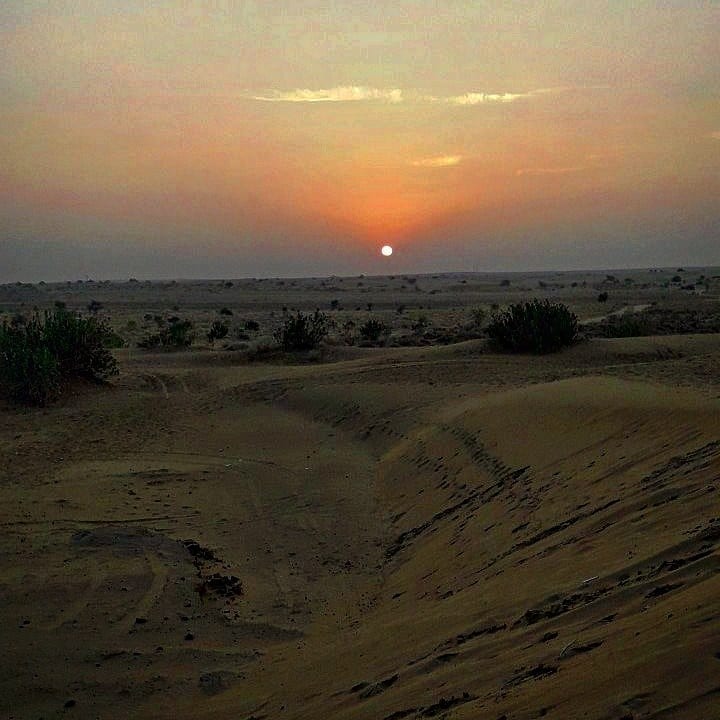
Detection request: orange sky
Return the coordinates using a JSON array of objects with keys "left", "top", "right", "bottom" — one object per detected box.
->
[{"left": 1, "top": 1, "right": 719, "bottom": 280}]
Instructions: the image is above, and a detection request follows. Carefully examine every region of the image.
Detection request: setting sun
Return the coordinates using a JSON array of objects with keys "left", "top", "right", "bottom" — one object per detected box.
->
[{"left": 381, "top": 245, "right": 393, "bottom": 257}]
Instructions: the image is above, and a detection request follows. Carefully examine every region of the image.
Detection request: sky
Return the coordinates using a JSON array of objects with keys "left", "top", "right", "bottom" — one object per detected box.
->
[{"left": 1, "top": 0, "right": 719, "bottom": 281}]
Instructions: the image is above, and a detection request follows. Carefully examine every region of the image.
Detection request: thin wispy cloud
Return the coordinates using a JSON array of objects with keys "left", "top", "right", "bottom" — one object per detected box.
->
[
  {"left": 710, "top": 131, "right": 720, "bottom": 140},
  {"left": 426, "top": 86, "right": 569, "bottom": 105},
  {"left": 411, "top": 155, "right": 462, "bottom": 167},
  {"left": 516, "top": 166, "right": 584, "bottom": 177},
  {"left": 247, "top": 86, "right": 403, "bottom": 103},
  {"left": 245, "top": 86, "right": 574, "bottom": 105},
  {"left": 440, "top": 92, "right": 530, "bottom": 105}
]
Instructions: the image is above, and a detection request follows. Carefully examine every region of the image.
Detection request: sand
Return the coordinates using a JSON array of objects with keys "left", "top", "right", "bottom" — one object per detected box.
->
[{"left": 1, "top": 270, "right": 719, "bottom": 719}]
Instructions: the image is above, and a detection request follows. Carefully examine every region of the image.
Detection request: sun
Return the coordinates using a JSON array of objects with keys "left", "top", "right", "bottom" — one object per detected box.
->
[{"left": 381, "top": 245, "right": 393, "bottom": 257}]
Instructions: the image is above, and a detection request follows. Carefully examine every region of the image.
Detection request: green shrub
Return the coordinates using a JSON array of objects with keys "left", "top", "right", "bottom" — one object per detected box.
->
[
  {"left": 207, "top": 320, "right": 229, "bottom": 343},
  {"left": 487, "top": 299, "right": 578, "bottom": 354},
  {"left": 0, "top": 308, "right": 118, "bottom": 405},
  {"left": 470, "top": 307, "right": 486, "bottom": 328},
  {"left": 359, "top": 318, "right": 389, "bottom": 345},
  {"left": 138, "top": 317, "right": 194, "bottom": 349},
  {"left": 274, "top": 310, "right": 328, "bottom": 351},
  {"left": 137, "top": 333, "right": 162, "bottom": 349}
]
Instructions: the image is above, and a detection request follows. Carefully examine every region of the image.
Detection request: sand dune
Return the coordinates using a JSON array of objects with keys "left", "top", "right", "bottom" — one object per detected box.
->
[{"left": 2, "top": 335, "right": 719, "bottom": 719}]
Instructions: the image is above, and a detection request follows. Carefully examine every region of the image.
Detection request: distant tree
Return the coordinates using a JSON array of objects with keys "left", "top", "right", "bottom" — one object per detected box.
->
[
  {"left": 87, "top": 300, "right": 103, "bottom": 314},
  {"left": 500, "top": 279, "right": 511, "bottom": 287},
  {"left": 219, "top": 307, "right": 233, "bottom": 316},
  {"left": 598, "top": 292, "right": 609, "bottom": 303}
]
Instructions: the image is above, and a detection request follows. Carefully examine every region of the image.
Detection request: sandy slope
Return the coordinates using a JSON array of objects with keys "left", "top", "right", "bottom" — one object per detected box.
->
[{"left": 1, "top": 336, "right": 719, "bottom": 719}]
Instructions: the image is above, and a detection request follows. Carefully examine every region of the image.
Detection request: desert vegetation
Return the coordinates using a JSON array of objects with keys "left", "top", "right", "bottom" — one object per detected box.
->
[
  {"left": 358, "top": 318, "right": 389, "bottom": 345},
  {"left": 274, "top": 309, "right": 328, "bottom": 351},
  {"left": 207, "top": 320, "right": 229, "bottom": 343},
  {"left": 585, "top": 305, "right": 720, "bottom": 338},
  {"left": 0, "top": 307, "right": 118, "bottom": 405},
  {"left": 487, "top": 299, "right": 578, "bottom": 353},
  {"left": 138, "top": 317, "right": 194, "bottom": 349}
]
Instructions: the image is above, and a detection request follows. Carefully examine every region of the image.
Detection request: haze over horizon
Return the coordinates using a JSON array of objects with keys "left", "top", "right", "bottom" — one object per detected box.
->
[{"left": 2, "top": 1, "right": 719, "bottom": 283}]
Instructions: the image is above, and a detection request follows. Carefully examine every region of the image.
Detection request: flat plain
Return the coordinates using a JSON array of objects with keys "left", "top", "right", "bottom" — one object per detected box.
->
[{"left": 2, "top": 267, "right": 720, "bottom": 719}]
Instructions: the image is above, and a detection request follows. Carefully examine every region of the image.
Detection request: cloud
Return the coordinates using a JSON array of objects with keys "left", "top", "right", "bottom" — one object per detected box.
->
[
  {"left": 412, "top": 155, "right": 462, "bottom": 167},
  {"left": 516, "top": 166, "right": 584, "bottom": 176},
  {"left": 438, "top": 86, "right": 567, "bottom": 106},
  {"left": 441, "top": 92, "right": 531, "bottom": 105},
  {"left": 244, "top": 85, "right": 575, "bottom": 106},
  {"left": 247, "top": 86, "right": 403, "bottom": 103},
  {"left": 710, "top": 131, "right": 720, "bottom": 140}
]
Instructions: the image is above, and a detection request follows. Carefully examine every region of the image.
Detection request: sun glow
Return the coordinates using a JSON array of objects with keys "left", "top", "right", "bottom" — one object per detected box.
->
[{"left": 381, "top": 245, "right": 393, "bottom": 257}]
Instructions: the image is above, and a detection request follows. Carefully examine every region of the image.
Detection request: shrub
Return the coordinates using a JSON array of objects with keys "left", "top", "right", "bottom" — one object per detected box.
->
[
  {"left": 341, "top": 319, "right": 356, "bottom": 345},
  {"left": 470, "top": 307, "right": 486, "bottom": 328},
  {"left": 274, "top": 310, "right": 328, "bottom": 351},
  {"left": 487, "top": 299, "right": 578, "bottom": 354},
  {"left": 219, "top": 307, "right": 233, "bottom": 316},
  {"left": 137, "top": 333, "right": 161, "bottom": 349},
  {"left": 0, "top": 308, "right": 119, "bottom": 405},
  {"left": 412, "top": 315, "right": 429, "bottom": 336},
  {"left": 40, "top": 308, "right": 120, "bottom": 378},
  {"left": 359, "top": 318, "right": 389, "bottom": 345},
  {"left": 102, "top": 330, "right": 126, "bottom": 348},
  {"left": 207, "top": 320, "right": 229, "bottom": 343},
  {"left": 163, "top": 318, "right": 194, "bottom": 347},
  {"left": 244, "top": 319, "right": 260, "bottom": 333},
  {"left": 138, "top": 317, "right": 194, "bottom": 349},
  {"left": 598, "top": 292, "right": 609, "bottom": 303}
]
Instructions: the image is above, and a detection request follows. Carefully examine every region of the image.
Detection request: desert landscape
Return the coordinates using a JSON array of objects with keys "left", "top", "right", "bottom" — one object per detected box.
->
[{"left": 2, "top": 268, "right": 720, "bottom": 719}]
